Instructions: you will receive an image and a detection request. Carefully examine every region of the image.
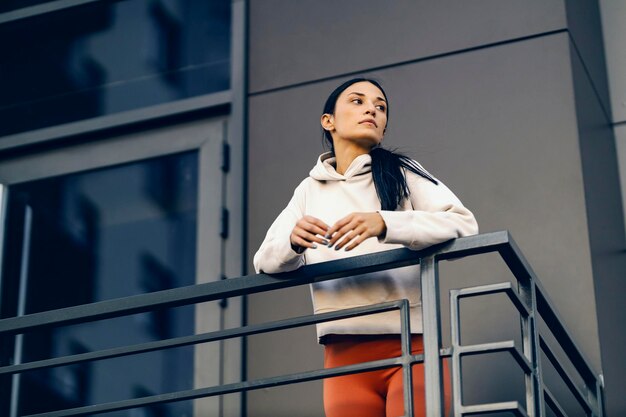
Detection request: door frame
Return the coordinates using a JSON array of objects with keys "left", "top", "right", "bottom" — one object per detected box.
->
[{"left": 0, "top": 116, "right": 240, "bottom": 415}]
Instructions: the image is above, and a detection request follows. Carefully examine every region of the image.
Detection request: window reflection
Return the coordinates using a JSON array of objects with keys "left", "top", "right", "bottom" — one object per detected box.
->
[
  {"left": 0, "top": 151, "right": 199, "bottom": 415},
  {"left": 0, "top": 0, "right": 58, "bottom": 14},
  {"left": 0, "top": 0, "right": 231, "bottom": 137}
]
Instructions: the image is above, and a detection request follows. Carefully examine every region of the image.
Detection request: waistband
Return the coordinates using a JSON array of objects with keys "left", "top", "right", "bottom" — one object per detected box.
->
[{"left": 320, "top": 333, "right": 423, "bottom": 345}]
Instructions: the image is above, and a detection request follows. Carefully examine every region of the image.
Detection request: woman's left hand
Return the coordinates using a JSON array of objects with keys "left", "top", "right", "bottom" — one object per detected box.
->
[{"left": 326, "top": 212, "right": 387, "bottom": 251}]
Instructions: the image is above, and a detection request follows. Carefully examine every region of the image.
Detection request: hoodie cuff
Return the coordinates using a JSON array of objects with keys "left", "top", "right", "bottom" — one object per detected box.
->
[
  {"left": 376, "top": 210, "right": 414, "bottom": 245},
  {"left": 278, "top": 233, "right": 306, "bottom": 269}
]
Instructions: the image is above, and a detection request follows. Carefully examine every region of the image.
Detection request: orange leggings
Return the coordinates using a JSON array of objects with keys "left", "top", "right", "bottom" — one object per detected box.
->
[{"left": 323, "top": 334, "right": 451, "bottom": 417}]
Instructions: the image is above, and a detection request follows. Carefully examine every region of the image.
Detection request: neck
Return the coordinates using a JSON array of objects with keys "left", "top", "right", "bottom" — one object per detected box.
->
[{"left": 333, "top": 142, "right": 371, "bottom": 175}]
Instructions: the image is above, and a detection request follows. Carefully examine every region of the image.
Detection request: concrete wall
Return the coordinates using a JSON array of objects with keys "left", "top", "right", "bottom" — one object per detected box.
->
[
  {"left": 248, "top": 0, "right": 566, "bottom": 93},
  {"left": 246, "top": 1, "right": 618, "bottom": 415},
  {"left": 595, "top": 1, "right": 626, "bottom": 415}
]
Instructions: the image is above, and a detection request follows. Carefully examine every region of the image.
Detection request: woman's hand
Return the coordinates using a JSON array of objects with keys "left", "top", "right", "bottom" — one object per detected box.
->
[
  {"left": 290, "top": 215, "right": 331, "bottom": 253},
  {"left": 327, "top": 212, "right": 387, "bottom": 251}
]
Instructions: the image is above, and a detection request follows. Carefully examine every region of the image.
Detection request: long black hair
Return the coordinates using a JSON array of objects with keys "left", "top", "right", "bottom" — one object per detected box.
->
[{"left": 322, "top": 77, "right": 438, "bottom": 210}]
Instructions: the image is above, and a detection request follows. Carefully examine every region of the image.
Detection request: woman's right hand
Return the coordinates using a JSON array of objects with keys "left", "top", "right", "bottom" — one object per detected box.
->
[{"left": 290, "top": 215, "right": 330, "bottom": 253}]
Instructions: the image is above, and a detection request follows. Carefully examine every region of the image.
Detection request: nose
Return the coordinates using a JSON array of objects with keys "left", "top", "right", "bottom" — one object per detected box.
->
[{"left": 364, "top": 101, "right": 377, "bottom": 116}]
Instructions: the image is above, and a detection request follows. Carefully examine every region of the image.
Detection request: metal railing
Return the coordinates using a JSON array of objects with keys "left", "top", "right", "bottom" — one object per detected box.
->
[{"left": 0, "top": 231, "right": 605, "bottom": 417}]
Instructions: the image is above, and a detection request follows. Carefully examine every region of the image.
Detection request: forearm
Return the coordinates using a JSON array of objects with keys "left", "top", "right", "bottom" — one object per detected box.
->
[
  {"left": 378, "top": 205, "right": 478, "bottom": 250},
  {"left": 253, "top": 233, "right": 305, "bottom": 273},
  {"left": 377, "top": 171, "right": 479, "bottom": 250}
]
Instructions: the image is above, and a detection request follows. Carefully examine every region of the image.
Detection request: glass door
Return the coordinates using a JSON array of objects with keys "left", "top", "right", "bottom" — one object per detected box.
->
[{"left": 0, "top": 118, "right": 235, "bottom": 416}]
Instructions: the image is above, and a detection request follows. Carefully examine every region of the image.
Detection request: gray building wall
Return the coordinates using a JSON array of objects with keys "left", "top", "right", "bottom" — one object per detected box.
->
[
  {"left": 596, "top": 1, "right": 626, "bottom": 415},
  {"left": 247, "top": 1, "right": 620, "bottom": 415}
]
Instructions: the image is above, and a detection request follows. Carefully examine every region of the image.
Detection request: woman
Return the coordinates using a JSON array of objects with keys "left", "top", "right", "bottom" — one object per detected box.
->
[{"left": 253, "top": 78, "right": 478, "bottom": 417}]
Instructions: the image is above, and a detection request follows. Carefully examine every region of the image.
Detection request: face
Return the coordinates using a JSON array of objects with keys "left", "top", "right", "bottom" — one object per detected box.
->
[{"left": 321, "top": 81, "right": 388, "bottom": 149}]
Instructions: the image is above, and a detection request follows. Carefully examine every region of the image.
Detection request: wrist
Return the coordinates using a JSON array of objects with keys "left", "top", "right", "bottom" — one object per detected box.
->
[
  {"left": 376, "top": 211, "right": 387, "bottom": 239},
  {"left": 290, "top": 241, "right": 306, "bottom": 254}
]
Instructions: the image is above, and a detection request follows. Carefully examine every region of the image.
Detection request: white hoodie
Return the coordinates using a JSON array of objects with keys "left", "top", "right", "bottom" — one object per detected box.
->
[{"left": 253, "top": 152, "right": 478, "bottom": 340}]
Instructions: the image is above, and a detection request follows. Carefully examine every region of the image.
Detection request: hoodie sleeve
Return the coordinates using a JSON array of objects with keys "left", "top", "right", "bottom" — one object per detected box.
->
[
  {"left": 377, "top": 168, "right": 478, "bottom": 250},
  {"left": 253, "top": 181, "right": 308, "bottom": 274}
]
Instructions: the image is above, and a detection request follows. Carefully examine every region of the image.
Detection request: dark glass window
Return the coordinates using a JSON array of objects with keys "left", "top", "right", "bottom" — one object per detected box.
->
[
  {"left": 0, "top": 151, "right": 199, "bottom": 415},
  {"left": 0, "top": 0, "right": 231, "bottom": 137},
  {"left": 0, "top": 0, "right": 56, "bottom": 13}
]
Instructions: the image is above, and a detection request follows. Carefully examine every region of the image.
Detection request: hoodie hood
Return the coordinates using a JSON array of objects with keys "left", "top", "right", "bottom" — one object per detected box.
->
[{"left": 309, "top": 151, "right": 372, "bottom": 181}]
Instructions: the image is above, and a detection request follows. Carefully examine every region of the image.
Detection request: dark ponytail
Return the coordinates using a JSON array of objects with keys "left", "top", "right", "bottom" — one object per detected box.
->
[
  {"left": 370, "top": 147, "right": 438, "bottom": 210},
  {"left": 322, "top": 78, "right": 438, "bottom": 211}
]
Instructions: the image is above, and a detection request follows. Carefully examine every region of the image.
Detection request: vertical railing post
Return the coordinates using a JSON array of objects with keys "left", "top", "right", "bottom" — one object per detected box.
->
[
  {"left": 586, "top": 375, "right": 602, "bottom": 417},
  {"left": 530, "top": 282, "right": 546, "bottom": 417},
  {"left": 449, "top": 289, "right": 462, "bottom": 417},
  {"left": 10, "top": 205, "right": 33, "bottom": 417},
  {"left": 596, "top": 376, "right": 605, "bottom": 417},
  {"left": 400, "top": 298, "right": 414, "bottom": 417},
  {"left": 518, "top": 280, "right": 536, "bottom": 416},
  {"left": 421, "top": 255, "right": 444, "bottom": 416},
  {"left": 518, "top": 275, "right": 545, "bottom": 417}
]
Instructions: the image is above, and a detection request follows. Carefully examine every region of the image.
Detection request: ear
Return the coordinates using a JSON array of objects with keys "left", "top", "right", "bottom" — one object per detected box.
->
[{"left": 321, "top": 113, "right": 334, "bottom": 131}]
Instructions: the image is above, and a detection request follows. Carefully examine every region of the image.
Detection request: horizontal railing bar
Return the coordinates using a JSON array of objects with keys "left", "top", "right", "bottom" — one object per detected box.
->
[
  {"left": 535, "top": 279, "right": 598, "bottom": 387},
  {"left": 459, "top": 340, "right": 532, "bottom": 374},
  {"left": 496, "top": 233, "right": 534, "bottom": 288},
  {"left": 433, "top": 230, "right": 513, "bottom": 261},
  {"left": 24, "top": 353, "right": 428, "bottom": 417},
  {"left": 0, "top": 231, "right": 511, "bottom": 336},
  {"left": 544, "top": 386, "right": 569, "bottom": 417},
  {"left": 460, "top": 401, "right": 528, "bottom": 417},
  {"left": 454, "top": 282, "right": 530, "bottom": 317},
  {"left": 0, "top": 301, "right": 405, "bottom": 376},
  {"left": 539, "top": 336, "right": 593, "bottom": 414}
]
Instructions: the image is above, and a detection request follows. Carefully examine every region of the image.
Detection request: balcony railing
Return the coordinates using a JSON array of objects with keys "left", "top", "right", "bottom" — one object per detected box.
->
[{"left": 0, "top": 231, "right": 605, "bottom": 417}]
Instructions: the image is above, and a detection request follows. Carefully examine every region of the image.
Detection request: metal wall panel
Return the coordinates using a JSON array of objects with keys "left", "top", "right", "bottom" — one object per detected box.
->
[
  {"left": 248, "top": 0, "right": 566, "bottom": 93},
  {"left": 600, "top": 0, "right": 626, "bottom": 123},
  {"left": 247, "top": 32, "right": 601, "bottom": 415},
  {"left": 578, "top": 104, "right": 626, "bottom": 417},
  {"left": 618, "top": 125, "right": 626, "bottom": 233},
  {"left": 569, "top": 13, "right": 626, "bottom": 413},
  {"left": 562, "top": 0, "right": 612, "bottom": 125}
]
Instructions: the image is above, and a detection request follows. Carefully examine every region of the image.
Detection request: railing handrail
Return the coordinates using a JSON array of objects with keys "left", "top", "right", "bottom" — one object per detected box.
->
[
  {"left": 0, "top": 230, "right": 509, "bottom": 336},
  {"left": 0, "top": 230, "right": 605, "bottom": 417}
]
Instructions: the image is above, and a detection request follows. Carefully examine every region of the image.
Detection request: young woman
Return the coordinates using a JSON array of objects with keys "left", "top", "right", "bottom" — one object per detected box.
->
[{"left": 253, "top": 78, "right": 478, "bottom": 417}]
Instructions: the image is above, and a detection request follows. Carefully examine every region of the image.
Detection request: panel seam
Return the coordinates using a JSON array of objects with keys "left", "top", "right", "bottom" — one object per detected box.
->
[{"left": 249, "top": 28, "right": 568, "bottom": 97}]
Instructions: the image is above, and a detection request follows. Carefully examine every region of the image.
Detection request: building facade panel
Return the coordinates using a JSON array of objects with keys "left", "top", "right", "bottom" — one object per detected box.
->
[
  {"left": 617, "top": 125, "right": 626, "bottom": 232},
  {"left": 561, "top": 0, "right": 612, "bottom": 125},
  {"left": 568, "top": 2, "right": 626, "bottom": 413},
  {"left": 248, "top": 0, "right": 566, "bottom": 93},
  {"left": 599, "top": 0, "right": 626, "bottom": 123},
  {"left": 574, "top": 95, "right": 626, "bottom": 416}
]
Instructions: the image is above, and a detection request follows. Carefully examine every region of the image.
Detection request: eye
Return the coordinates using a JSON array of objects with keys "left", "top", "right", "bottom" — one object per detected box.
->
[
  {"left": 376, "top": 104, "right": 386, "bottom": 111},
  {"left": 351, "top": 98, "right": 362, "bottom": 104}
]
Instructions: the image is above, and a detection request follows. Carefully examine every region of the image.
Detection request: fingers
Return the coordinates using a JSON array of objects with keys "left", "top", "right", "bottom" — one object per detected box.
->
[
  {"left": 291, "top": 213, "right": 384, "bottom": 252},
  {"left": 331, "top": 223, "right": 359, "bottom": 250},
  {"left": 334, "top": 225, "right": 369, "bottom": 251},
  {"left": 290, "top": 216, "right": 330, "bottom": 251},
  {"left": 290, "top": 233, "right": 318, "bottom": 250},
  {"left": 327, "top": 215, "right": 354, "bottom": 246},
  {"left": 343, "top": 233, "right": 369, "bottom": 251},
  {"left": 328, "top": 214, "right": 369, "bottom": 249},
  {"left": 327, "top": 212, "right": 385, "bottom": 251},
  {"left": 300, "top": 215, "right": 330, "bottom": 236},
  {"left": 292, "top": 225, "right": 328, "bottom": 246}
]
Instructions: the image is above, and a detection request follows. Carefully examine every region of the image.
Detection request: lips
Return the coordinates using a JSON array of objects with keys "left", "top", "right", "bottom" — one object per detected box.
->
[{"left": 359, "top": 118, "right": 377, "bottom": 127}]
